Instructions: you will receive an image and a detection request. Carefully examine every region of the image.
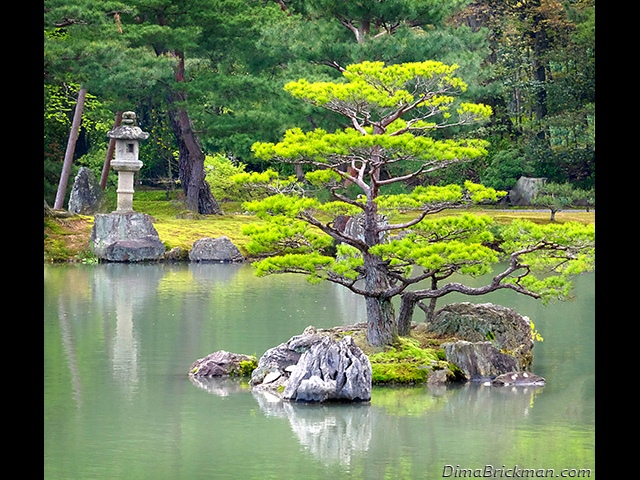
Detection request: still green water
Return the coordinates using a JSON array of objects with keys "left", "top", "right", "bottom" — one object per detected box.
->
[{"left": 44, "top": 263, "right": 595, "bottom": 479}]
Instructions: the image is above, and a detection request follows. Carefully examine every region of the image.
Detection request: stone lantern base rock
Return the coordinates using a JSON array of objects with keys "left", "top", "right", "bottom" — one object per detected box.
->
[{"left": 91, "top": 212, "right": 166, "bottom": 262}]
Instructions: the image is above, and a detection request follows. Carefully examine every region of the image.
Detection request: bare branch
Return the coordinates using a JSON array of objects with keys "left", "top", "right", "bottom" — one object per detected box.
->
[
  {"left": 54, "top": 18, "right": 87, "bottom": 27},
  {"left": 312, "top": 60, "right": 346, "bottom": 72},
  {"left": 338, "top": 17, "right": 361, "bottom": 43},
  {"left": 376, "top": 163, "right": 429, "bottom": 186}
]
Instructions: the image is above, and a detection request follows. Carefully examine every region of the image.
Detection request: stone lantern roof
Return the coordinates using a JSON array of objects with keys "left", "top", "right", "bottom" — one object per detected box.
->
[{"left": 107, "top": 111, "right": 149, "bottom": 140}]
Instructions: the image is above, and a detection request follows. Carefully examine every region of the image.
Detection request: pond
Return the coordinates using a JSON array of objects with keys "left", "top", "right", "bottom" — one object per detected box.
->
[{"left": 44, "top": 263, "right": 595, "bottom": 479}]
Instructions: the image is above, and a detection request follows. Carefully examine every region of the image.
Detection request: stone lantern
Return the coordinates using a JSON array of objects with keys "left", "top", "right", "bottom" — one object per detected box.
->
[
  {"left": 107, "top": 111, "right": 149, "bottom": 213},
  {"left": 91, "top": 111, "right": 165, "bottom": 262}
]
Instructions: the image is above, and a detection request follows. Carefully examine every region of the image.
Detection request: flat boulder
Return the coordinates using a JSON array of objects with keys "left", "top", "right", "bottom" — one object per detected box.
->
[
  {"left": 189, "top": 350, "right": 257, "bottom": 378},
  {"left": 91, "top": 212, "right": 166, "bottom": 262},
  {"left": 189, "top": 236, "right": 245, "bottom": 263},
  {"left": 492, "top": 371, "right": 546, "bottom": 387}
]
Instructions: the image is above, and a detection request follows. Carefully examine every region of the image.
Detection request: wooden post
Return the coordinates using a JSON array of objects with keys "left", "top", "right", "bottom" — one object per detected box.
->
[
  {"left": 100, "top": 111, "right": 123, "bottom": 190},
  {"left": 54, "top": 87, "right": 87, "bottom": 210}
]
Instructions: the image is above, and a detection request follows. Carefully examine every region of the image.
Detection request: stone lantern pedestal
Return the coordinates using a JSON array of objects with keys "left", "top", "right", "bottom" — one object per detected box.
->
[
  {"left": 111, "top": 159, "right": 143, "bottom": 213},
  {"left": 90, "top": 112, "right": 165, "bottom": 262}
]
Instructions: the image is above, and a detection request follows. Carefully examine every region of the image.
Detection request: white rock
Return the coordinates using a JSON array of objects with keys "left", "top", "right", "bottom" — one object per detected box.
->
[{"left": 263, "top": 371, "right": 282, "bottom": 384}]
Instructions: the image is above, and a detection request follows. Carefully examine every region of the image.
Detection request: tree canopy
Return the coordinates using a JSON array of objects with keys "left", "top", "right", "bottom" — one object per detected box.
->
[{"left": 44, "top": 0, "right": 595, "bottom": 207}]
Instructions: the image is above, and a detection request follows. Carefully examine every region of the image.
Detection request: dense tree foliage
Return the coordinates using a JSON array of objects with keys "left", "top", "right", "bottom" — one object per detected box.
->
[
  {"left": 45, "top": 0, "right": 594, "bottom": 206},
  {"left": 454, "top": 0, "right": 595, "bottom": 188}
]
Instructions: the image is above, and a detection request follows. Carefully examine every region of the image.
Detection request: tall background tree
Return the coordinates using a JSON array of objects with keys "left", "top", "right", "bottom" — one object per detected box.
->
[
  {"left": 45, "top": 0, "right": 594, "bottom": 207},
  {"left": 44, "top": 0, "right": 283, "bottom": 213},
  {"left": 45, "top": 0, "right": 178, "bottom": 207},
  {"left": 193, "top": 0, "right": 491, "bottom": 172},
  {"left": 453, "top": 0, "right": 595, "bottom": 189}
]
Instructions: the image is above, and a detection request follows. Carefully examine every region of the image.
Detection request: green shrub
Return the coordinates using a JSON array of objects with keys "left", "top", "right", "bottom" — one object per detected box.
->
[
  {"left": 204, "top": 154, "right": 248, "bottom": 202},
  {"left": 237, "top": 358, "right": 258, "bottom": 377}
]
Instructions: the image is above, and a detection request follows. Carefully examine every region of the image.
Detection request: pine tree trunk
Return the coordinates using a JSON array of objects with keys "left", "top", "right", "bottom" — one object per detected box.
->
[
  {"left": 362, "top": 195, "right": 397, "bottom": 346},
  {"left": 397, "top": 292, "right": 416, "bottom": 336},
  {"left": 167, "top": 52, "right": 221, "bottom": 215},
  {"left": 168, "top": 105, "right": 221, "bottom": 214},
  {"left": 531, "top": 11, "right": 550, "bottom": 144},
  {"left": 398, "top": 278, "right": 440, "bottom": 334},
  {"left": 365, "top": 294, "right": 397, "bottom": 347},
  {"left": 422, "top": 298, "right": 438, "bottom": 323}
]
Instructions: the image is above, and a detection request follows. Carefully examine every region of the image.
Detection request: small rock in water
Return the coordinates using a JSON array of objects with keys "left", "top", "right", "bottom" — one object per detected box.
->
[
  {"left": 492, "top": 371, "right": 545, "bottom": 386},
  {"left": 189, "top": 350, "right": 256, "bottom": 378}
]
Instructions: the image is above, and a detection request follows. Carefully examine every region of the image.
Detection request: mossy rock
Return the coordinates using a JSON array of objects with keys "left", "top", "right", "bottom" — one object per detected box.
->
[
  {"left": 190, "top": 351, "right": 258, "bottom": 378},
  {"left": 371, "top": 363, "right": 430, "bottom": 384}
]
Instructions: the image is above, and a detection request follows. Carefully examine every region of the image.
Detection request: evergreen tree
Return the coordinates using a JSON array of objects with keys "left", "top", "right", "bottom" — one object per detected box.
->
[
  {"left": 241, "top": 61, "right": 594, "bottom": 347},
  {"left": 198, "top": 0, "right": 490, "bottom": 170},
  {"left": 45, "top": 0, "right": 278, "bottom": 213}
]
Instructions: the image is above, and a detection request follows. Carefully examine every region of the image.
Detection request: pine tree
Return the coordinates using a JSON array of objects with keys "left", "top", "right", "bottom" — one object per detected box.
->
[{"left": 241, "top": 60, "right": 594, "bottom": 346}]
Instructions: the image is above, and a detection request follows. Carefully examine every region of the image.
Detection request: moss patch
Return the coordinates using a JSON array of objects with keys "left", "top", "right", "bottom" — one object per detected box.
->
[
  {"left": 368, "top": 337, "right": 443, "bottom": 385},
  {"left": 323, "top": 324, "right": 461, "bottom": 385},
  {"left": 237, "top": 358, "right": 258, "bottom": 377},
  {"left": 44, "top": 215, "right": 94, "bottom": 262},
  {"left": 152, "top": 214, "right": 258, "bottom": 255}
]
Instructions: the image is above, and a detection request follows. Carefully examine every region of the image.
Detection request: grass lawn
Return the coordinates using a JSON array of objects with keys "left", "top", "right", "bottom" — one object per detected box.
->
[{"left": 44, "top": 188, "right": 595, "bottom": 262}]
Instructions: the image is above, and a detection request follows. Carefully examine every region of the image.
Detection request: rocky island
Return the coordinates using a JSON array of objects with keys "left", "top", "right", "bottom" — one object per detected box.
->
[{"left": 189, "top": 302, "right": 546, "bottom": 403}]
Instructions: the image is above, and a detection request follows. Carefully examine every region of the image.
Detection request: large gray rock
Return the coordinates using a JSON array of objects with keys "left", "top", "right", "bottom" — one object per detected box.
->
[
  {"left": 283, "top": 336, "right": 372, "bottom": 403},
  {"left": 508, "top": 176, "right": 546, "bottom": 206},
  {"left": 443, "top": 341, "right": 519, "bottom": 381},
  {"left": 189, "top": 236, "right": 245, "bottom": 263},
  {"left": 428, "top": 302, "right": 534, "bottom": 370},
  {"left": 250, "top": 326, "right": 322, "bottom": 393},
  {"left": 68, "top": 167, "right": 103, "bottom": 214},
  {"left": 91, "top": 212, "right": 166, "bottom": 262},
  {"left": 250, "top": 326, "right": 372, "bottom": 403}
]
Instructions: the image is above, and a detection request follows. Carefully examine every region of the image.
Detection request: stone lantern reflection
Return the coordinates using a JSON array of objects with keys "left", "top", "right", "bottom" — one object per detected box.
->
[{"left": 107, "top": 111, "right": 149, "bottom": 213}]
